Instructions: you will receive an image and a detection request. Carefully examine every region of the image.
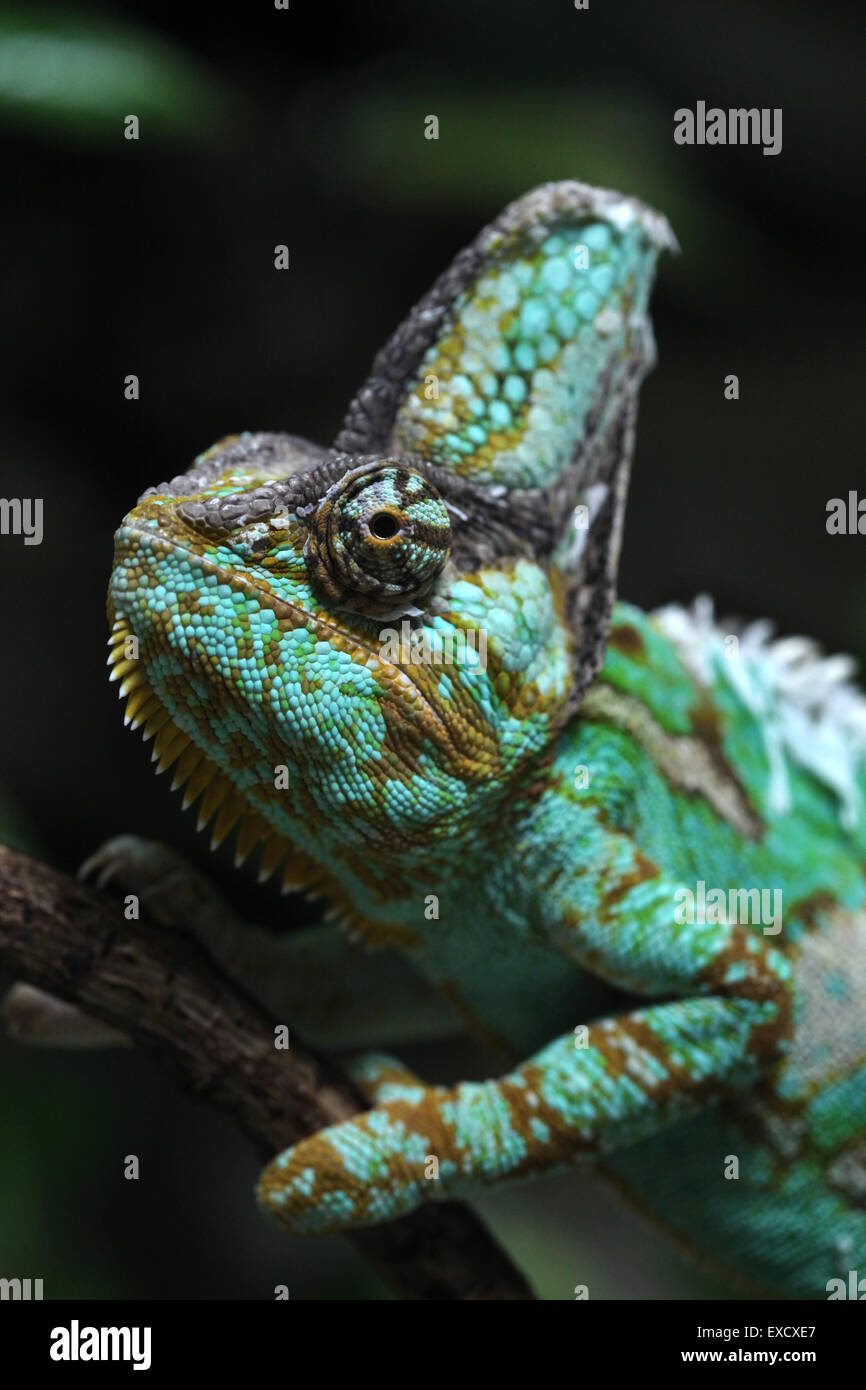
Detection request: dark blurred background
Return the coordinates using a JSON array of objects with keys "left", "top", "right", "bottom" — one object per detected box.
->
[{"left": 0, "top": 0, "right": 864, "bottom": 1300}]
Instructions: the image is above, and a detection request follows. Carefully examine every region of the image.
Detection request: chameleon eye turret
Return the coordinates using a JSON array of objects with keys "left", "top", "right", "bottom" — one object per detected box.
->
[{"left": 301, "top": 459, "right": 451, "bottom": 619}]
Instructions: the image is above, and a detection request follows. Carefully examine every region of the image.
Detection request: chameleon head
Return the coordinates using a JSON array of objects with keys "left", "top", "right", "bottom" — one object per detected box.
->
[
  {"left": 107, "top": 438, "right": 576, "bottom": 886},
  {"left": 107, "top": 181, "right": 674, "bottom": 902}
]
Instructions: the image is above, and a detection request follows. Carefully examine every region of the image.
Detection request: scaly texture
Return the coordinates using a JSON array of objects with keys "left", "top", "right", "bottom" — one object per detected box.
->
[{"left": 105, "top": 181, "right": 866, "bottom": 1297}]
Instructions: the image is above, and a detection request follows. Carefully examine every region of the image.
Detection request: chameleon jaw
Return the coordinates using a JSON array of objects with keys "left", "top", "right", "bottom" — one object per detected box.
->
[
  {"left": 105, "top": 612, "right": 411, "bottom": 946},
  {"left": 107, "top": 612, "right": 312, "bottom": 890}
]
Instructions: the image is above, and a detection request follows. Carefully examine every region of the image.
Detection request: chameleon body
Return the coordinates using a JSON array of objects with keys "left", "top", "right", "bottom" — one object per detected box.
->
[{"left": 101, "top": 183, "right": 866, "bottom": 1296}]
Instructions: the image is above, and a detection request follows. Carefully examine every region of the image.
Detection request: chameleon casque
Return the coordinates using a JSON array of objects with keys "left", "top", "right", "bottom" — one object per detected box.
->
[{"left": 13, "top": 181, "right": 866, "bottom": 1297}]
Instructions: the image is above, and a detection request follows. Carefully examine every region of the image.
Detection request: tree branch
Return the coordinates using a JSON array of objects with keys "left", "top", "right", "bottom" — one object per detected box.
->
[{"left": 0, "top": 844, "right": 533, "bottom": 1300}]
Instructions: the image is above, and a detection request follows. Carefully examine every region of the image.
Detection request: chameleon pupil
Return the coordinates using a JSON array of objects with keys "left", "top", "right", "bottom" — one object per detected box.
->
[{"left": 370, "top": 512, "right": 399, "bottom": 540}]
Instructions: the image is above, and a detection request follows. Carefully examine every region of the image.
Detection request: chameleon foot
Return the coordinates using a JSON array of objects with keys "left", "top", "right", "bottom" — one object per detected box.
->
[
  {"left": 257, "top": 1052, "right": 441, "bottom": 1234},
  {"left": 6, "top": 836, "right": 241, "bottom": 1049},
  {"left": 78, "top": 833, "right": 237, "bottom": 940},
  {"left": 2, "top": 983, "right": 130, "bottom": 1048}
]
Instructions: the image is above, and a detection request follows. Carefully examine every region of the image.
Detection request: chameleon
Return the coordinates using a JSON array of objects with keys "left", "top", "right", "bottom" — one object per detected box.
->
[{"left": 7, "top": 180, "right": 866, "bottom": 1298}]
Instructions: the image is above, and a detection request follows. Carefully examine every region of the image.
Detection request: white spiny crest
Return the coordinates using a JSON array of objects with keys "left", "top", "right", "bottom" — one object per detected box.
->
[{"left": 653, "top": 596, "right": 866, "bottom": 830}]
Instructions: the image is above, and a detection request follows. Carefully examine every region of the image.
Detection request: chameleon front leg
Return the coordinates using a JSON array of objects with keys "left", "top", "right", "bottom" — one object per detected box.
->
[
  {"left": 258, "top": 825, "right": 792, "bottom": 1234},
  {"left": 257, "top": 994, "right": 780, "bottom": 1234},
  {"left": 4, "top": 835, "right": 461, "bottom": 1051}
]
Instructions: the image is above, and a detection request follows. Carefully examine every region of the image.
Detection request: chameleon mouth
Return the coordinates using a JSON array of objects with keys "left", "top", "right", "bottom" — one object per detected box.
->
[
  {"left": 106, "top": 612, "right": 336, "bottom": 896},
  {"left": 106, "top": 548, "right": 475, "bottom": 902},
  {"left": 106, "top": 604, "right": 480, "bottom": 946}
]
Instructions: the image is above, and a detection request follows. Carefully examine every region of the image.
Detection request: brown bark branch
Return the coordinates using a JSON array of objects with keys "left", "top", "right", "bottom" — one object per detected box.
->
[{"left": 0, "top": 844, "right": 533, "bottom": 1300}]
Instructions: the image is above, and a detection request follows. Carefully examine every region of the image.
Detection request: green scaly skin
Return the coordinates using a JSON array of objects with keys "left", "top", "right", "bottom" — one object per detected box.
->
[{"left": 105, "top": 182, "right": 866, "bottom": 1296}]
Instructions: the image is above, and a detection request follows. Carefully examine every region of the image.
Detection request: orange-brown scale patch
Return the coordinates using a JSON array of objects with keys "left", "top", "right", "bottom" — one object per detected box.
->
[{"left": 608, "top": 624, "right": 646, "bottom": 658}]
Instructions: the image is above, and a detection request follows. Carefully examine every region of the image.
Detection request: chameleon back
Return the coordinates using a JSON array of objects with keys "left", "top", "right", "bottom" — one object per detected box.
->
[{"left": 563, "top": 601, "right": 866, "bottom": 1295}]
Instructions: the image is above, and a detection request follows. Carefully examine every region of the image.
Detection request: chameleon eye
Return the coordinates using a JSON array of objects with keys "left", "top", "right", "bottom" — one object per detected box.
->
[
  {"left": 304, "top": 461, "right": 451, "bottom": 617},
  {"left": 369, "top": 510, "right": 400, "bottom": 540}
]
